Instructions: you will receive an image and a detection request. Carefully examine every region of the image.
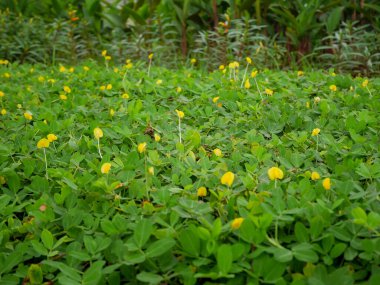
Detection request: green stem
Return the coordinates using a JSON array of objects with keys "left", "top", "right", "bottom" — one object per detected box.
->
[
  {"left": 43, "top": 148, "right": 48, "bottom": 179},
  {"left": 97, "top": 138, "right": 102, "bottom": 159},
  {"left": 148, "top": 59, "right": 152, "bottom": 76},
  {"left": 240, "top": 63, "right": 249, "bottom": 87},
  {"left": 254, "top": 77, "right": 263, "bottom": 100},
  {"left": 178, "top": 118, "right": 182, "bottom": 144}
]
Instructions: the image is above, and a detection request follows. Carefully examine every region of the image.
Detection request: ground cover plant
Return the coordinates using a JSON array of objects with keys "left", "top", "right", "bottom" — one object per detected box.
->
[{"left": 0, "top": 57, "right": 380, "bottom": 284}]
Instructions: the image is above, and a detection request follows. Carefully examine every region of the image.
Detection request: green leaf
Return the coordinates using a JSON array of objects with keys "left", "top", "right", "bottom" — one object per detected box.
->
[
  {"left": 82, "top": 260, "right": 105, "bottom": 285},
  {"left": 179, "top": 228, "right": 200, "bottom": 257},
  {"left": 134, "top": 219, "right": 154, "bottom": 248},
  {"left": 145, "top": 238, "right": 176, "bottom": 258},
  {"left": 352, "top": 207, "right": 367, "bottom": 225},
  {"left": 273, "top": 247, "right": 293, "bottom": 263},
  {"left": 330, "top": 243, "right": 347, "bottom": 258},
  {"left": 292, "top": 243, "right": 318, "bottom": 263},
  {"left": 41, "top": 229, "right": 54, "bottom": 250},
  {"left": 295, "top": 222, "right": 309, "bottom": 242},
  {"left": 28, "top": 264, "right": 43, "bottom": 285},
  {"left": 43, "top": 260, "right": 81, "bottom": 281},
  {"left": 124, "top": 251, "right": 146, "bottom": 265},
  {"left": 136, "top": 272, "right": 163, "bottom": 284},
  {"left": 217, "top": 244, "right": 233, "bottom": 275}
]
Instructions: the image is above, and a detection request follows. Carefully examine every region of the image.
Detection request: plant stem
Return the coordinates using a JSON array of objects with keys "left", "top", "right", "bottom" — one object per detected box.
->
[
  {"left": 43, "top": 148, "right": 48, "bottom": 179},
  {"left": 144, "top": 154, "right": 150, "bottom": 201},
  {"left": 148, "top": 59, "right": 152, "bottom": 76},
  {"left": 254, "top": 78, "right": 263, "bottom": 100},
  {"left": 366, "top": 86, "right": 373, "bottom": 98},
  {"left": 97, "top": 138, "right": 102, "bottom": 159},
  {"left": 240, "top": 63, "right": 249, "bottom": 87},
  {"left": 178, "top": 117, "right": 182, "bottom": 143}
]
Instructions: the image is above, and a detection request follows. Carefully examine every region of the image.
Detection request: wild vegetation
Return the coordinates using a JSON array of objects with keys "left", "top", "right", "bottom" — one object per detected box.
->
[
  {"left": 0, "top": 57, "right": 379, "bottom": 284},
  {"left": 1, "top": 0, "right": 380, "bottom": 74}
]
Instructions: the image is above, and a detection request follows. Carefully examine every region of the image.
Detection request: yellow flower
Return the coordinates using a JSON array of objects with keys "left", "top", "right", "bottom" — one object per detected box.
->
[
  {"left": 221, "top": 171, "right": 235, "bottom": 187},
  {"left": 59, "top": 65, "right": 66, "bottom": 72},
  {"left": 156, "top": 79, "right": 163, "bottom": 85},
  {"left": 231, "top": 217, "right": 244, "bottom": 230},
  {"left": 322, "top": 178, "right": 331, "bottom": 190},
  {"left": 148, "top": 53, "right": 154, "bottom": 60},
  {"left": 63, "top": 86, "right": 71, "bottom": 93},
  {"left": 24, "top": 112, "right": 33, "bottom": 120},
  {"left": 83, "top": 66, "right": 90, "bottom": 71},
  {"left": 94, "top": 127, "right": 103, "bottom": 139},
  {"left": 197, "top": 186, "right": 207, "bottom": 197},
  {"left": 105, "top": 56, "right": 111, "bottom": 61},
  {"left": 38, "top": 76, "right": 45, "bottom": 82},
  {"left": 1, "top": 109, "right": 6, "bottom": 115},
  {"left": 48, "top": 79, "right": 56, "bottom": 84},
  {"left": 175, "top": 110, "right": 184, "bottom": 119},
  {"left": 106, "top": 84, "right": 112, "bottom": 90},
  {"left": 251, "top": 70, "right": 258, "bottom": 78},
  {"left": 267, "top": 167, "right": 284, "bottom": 181},
  {"left": 362, "top": 79, "right": 368, "bottom": 87},
  {"left": 311, "top": 171, "right": 320, "bottom": 181},
  {"left": 69, "top": 67, "right": 74, "bottom": 73},
  {"left": 126, "top": 62, "right": 133, "bottom": 69},
  {"left": 101, "top": 163, "right": 111, "bottom": 174},
  {"left": 110, "top": 109, "right": 115, "bottom": 116},
  {"left": 114, "top": 68, "right": 119, "bottom": 73},
  {"left": 265, "top": 88, "right": 274, "bottom": 96},
  {"left": 191, "top": 58, "right": 196, "bottom": 64},
  {"left": 148, "top": 167, "right": 155, "bottom": 175},
  {"left": 212, "top": 97, "right": 220, "bottom": 103},
  {"left": 101, "top": 50, "right": 107, "bottom": 57},
  {"left": 154, "top": 133, "right": 161, "bottom": 142},
  {"left": 213, "top": 148, "right": 222, "bottom": 157},
  {"left": 60, "top": 94, "right": 67, "bottom": 100},
  {"left": 311, "top": 128, "right": 320, "bottom": 136},
  {"left": 244, "top": 79, "right": 251, "bottom": 89},
  {"left": 331, "top": 72, "right": 336, "bottom": 76},
  {"left": 47, "top": 134, "right": 57, "bottom": 142},
  {"left": 229, "top": 61, "right": 239, "bottom": 69},
  {"left": 138, "top": 142, "right": 147, "bottom": 153},
  {"left": 329, "top": 85, "right": 337, "bottom": 92},
  {"left": 37, "top": 138, "right": 50, "bottom": 149},
  {"left": 314, "top": 97, "right": 320, "bottom": 104},
  {"left": 122, "top": 93, "right": 129, "bottom": 99},
  {"left": 17, "top": 104, "right": 22, "bottom": 109},
  {"left": 3, "top": 72, "right": 10, "bottom": 78},
  {"left": 100, "top": 86, "right": 106, "bottom": 91},
  {"left": 246, "top": 57, "right": 252, "bottom": 64},
  {"left": 297, "top": 71, "right": 304, "bottom": 76},
  {"left": 176, "top": 87, "right": 182, "bottom": 93},
  {"left": 219, "top": 65, "right": 225, "bottom": 70},
  {"left": 0, "top": 91, "right": 4, "bottom": 97}
]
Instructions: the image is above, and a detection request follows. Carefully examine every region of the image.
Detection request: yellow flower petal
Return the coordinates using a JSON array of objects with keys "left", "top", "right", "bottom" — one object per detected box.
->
[
  {"left": 221, "top": 171, "right": 235, "bottom": 187},
  {"left": 267, "top": 167, "right": 284, "bottom": 181},
  {"left": 197, "top": 186, "right": 207, "bottom": 197},
  {"left": 94, "top": 127, "right": 103, "bottom": 139},
  {"left": 138, "top": 142, "right": 147, "bottom": 153},
  {"left": 175, "top": 109, "right": 184, "bottom": 119},
  {"left": 101, "top": 163, "right": 111, "bottom": 174},
  {"left": 323, "top": 178, "right": 331, "bottom": 190},
  {"left": 311, "top": 171, "right": 320, "bottom": 181},
  {"left": 231, "top": 217, "right": 244, "bottom": 230},
  {"left": 47, "top": 134, "right": 57, "bottom": 142},
  {"left": 37, "top": 138, "right": 50, "bottom": 149},
  {"left": 311, "top": 128, "right": 320, "bottom": 136}
]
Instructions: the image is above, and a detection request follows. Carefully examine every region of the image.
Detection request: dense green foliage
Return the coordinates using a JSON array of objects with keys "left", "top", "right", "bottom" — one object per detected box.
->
[
  {"left": 0, "top": 60, "right": 379, "bottom": 284},
  {"left": 1, "top": 0, "right": 380, "bottom": 74}
]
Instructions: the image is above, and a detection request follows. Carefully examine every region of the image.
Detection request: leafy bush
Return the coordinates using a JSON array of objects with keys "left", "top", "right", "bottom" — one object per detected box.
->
[{"left": 0, "top": 60, "right": 379, "bottom": 284}]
